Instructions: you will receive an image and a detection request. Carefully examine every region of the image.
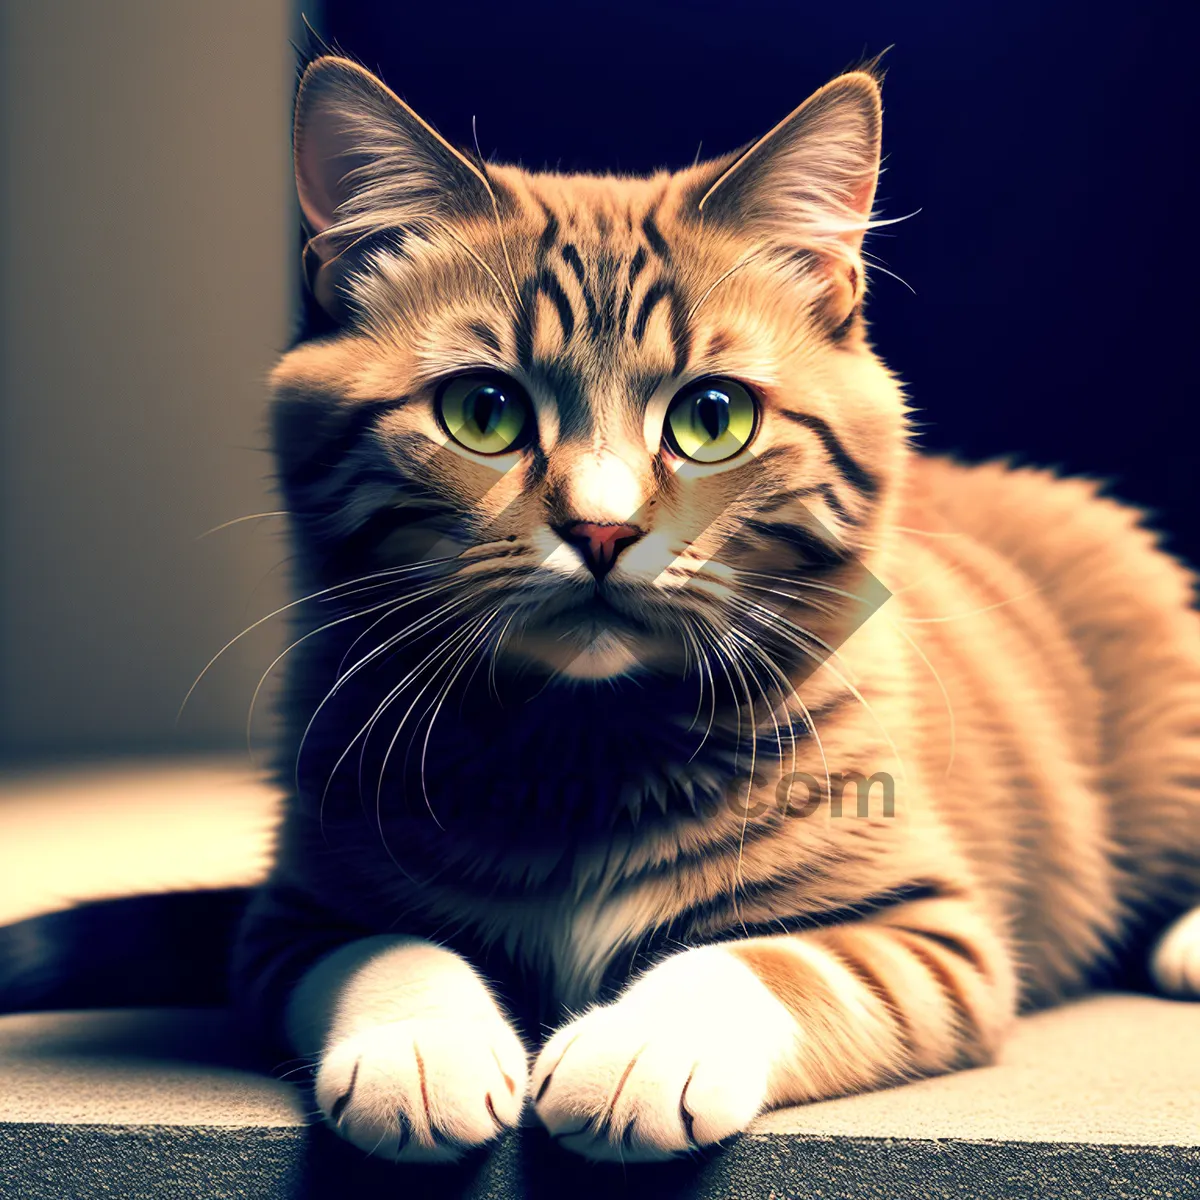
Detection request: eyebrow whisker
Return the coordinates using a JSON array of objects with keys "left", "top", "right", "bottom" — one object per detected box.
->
[{"left": 687, "top": 248, "right": 763, "bottom": 323}]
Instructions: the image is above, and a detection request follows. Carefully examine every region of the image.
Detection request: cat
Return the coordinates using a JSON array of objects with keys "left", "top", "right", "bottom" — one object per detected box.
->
[{"left": 232, "top": 52, "right": 1199, "bottom": 1164}]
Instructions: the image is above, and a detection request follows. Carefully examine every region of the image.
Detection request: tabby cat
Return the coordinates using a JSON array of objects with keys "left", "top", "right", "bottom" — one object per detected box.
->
[{"left": 234, "top": 55, "right": 1200, "bottom": 1162}]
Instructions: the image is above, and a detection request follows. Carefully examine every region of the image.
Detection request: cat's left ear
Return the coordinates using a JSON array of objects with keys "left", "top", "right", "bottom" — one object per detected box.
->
[{"left": 689, "top": 71, "right": 882, "bottom": 313}]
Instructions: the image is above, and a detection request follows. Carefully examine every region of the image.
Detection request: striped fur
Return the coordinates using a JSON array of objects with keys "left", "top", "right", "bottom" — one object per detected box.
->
[{"left": 237, "top": 56, "right": 1200, "bottom": 1162}]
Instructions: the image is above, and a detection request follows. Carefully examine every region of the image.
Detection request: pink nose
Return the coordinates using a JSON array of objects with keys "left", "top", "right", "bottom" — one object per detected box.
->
[{"left": 557, "top": 521, "right": 644, "bottom": 579}]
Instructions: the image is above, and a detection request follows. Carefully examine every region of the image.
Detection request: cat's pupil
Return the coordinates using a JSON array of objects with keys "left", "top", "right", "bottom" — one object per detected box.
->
[
  {"left": 468, "top": 387, "right": 505, "bottom": 434},
  {"left": 695, "top": 391, "right": 730, "bottom": 442}
]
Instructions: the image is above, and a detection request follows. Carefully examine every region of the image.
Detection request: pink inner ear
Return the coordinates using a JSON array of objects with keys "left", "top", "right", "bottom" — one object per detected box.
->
[
  {"left": 831, "top": 164, "right": 878, "bottom": 256},
  {"left": 846, "top": 173, "right": 877, "bottom": 224},
  {"left": 295, "top": 98, "right": 366, "bottom": 235}
]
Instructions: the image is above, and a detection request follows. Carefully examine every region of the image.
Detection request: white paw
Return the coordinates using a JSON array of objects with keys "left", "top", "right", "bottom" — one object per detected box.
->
[
  {"left": 315, "top": 1016, "right": 528, "bottom": 1162},
  {"left": 531, "top": 1003, "right": 769, "bottom": 1162},
  {"left": 531, "top": 949, "right": 790, "bottom": 1162},
  {"left": 1151, "top": 906, "right": 1200, "bottom": 998}
]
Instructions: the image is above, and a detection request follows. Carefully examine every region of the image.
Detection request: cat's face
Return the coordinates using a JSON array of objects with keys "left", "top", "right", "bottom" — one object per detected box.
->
[{"left": 272, "top": 58, "right": 906, "bottom": 689}]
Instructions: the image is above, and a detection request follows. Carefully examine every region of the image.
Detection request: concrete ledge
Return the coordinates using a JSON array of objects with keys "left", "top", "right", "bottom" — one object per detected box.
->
[
  {"left": 2, "top": 1125, "right": 1195, "bottom": 1200},
  {"left": 2, "top": 997, "right": 1198, "bottom": 1200}
]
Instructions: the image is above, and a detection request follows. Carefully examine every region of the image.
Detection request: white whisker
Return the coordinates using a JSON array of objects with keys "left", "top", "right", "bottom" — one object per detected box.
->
[
  {"left": 304, "top": 591, "right": 486, "bottom": 806},
  {"left": 890, "top": 618, "right": 957, "bottom": 777},
  {"left": 418, "top": 610, "right": 502, "bottom": 820},
  {"left": 178, "top": 557, "right": 459, "bottom": 722},
  {"left": 735, "top": 601, "right": 908, "bottom": 789},
  {"left": 895, "top": 587, "right": 1040, "bottom": 624},
  {"left": 196, "top": 511, "right": 289, "bottom": 539},
  {"left": 372, "top": 618, "right": 486, "bottom": 831}
]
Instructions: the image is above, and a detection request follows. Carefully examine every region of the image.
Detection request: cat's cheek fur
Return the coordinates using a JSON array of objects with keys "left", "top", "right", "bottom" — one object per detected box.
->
[
  {"left": 531, "top": 946, "right": 796, "bottom": 1161},
  {"left": 286, "top": 936, "right": 529, "bottom": 1161}
]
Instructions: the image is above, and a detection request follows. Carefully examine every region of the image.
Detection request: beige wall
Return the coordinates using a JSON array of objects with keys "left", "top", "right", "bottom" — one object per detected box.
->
[{"left": 0, "top": 1, "right": 295, "bottom": 757}]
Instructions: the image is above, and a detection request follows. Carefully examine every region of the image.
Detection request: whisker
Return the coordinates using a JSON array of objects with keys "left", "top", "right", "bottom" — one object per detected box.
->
[
  {"left": 733, "top": 632, "right": 797, "bottom": 772},
  {"left": 687, "top": 248, "right": 763, "bottom": 322},
  {"left": 860, "top": 251, "right": 916, "bottom": 294},
  {"left": 736, "top": 630, "right": 829, "bottom": 810},
  {"left": 197, "top": 511, "right": 288, "bottom": 539},
  {"left": 725, "top": 592, "right": 858, "bottom": 686},
  {"left": 886, "top": 524, "right": 965, "bottom": 540},
  {"left": 695, "top": 620, "right": 742, "bottom": 770},
  {"left": 487, "top": 609, "right": 520, "bottom": 702},
  {"left": 319, "top": 554, "right": 465, "bottom": 603},
  {"left": 333, "top": 578, "right": 465, "bottom": 675},
  {"left": 693, "top": 629, "right": 719, "bottom": 759},
  {"left": 417, "top": 610, "right": 501, "bottom": 820},
  {"left": 246, "top": 592, "right": 441, "bottom": 761},
  {"left": 727, "top": 627, "right": 786, "bottom": 766},
  {"left": 316, "top": 613, "right": 484, "bottom": 868},
  {"left": 303, "top": 591, "right": 485, "bottom": 805},
  {"left": 471, "top": 118, "right": 525, "bottom": 315},
  {"left": 703, "top": 624, "right": 758, "bottom": 938},
  {"left": 178, "top": 557, "right": 459, "bottom": 722},
  {"left": 794, "top": 692, "right": 832, "bottom": 811},
  {"left": 680, "top": 624, "right": 707, "bottom": 735},
  {"left": 890, "top": 619, "right": 957, "bottom": 778},
  {"left": 735, "top": 603, "right": 908, "bottom": 789},
  {"left": 441, "top": 224, "right": 519, "bottom": 321},
  {"left": 733, "top": 578, "right": 842, "bottom": 621},
  {"left": 894, "top": 587, "right": 1040, "bottom": 623},
  {"left": 456, "top": 608, "right": 507, "bottom": 714},
  {"left": 735, "top": 568, "right": 878, "bottom": 608},
  {"left": 372, "top": 617, "right": 487, "bottom": 831},
  {"left": 249, "top": 575, "right": 469, "bottom": 760}
]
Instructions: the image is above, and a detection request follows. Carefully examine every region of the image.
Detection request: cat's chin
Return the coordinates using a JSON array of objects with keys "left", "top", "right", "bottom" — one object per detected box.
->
[
  {"left": 499, "top": 591, "right": 683, "bottom": 681},
  {"left": 503, "top": 621, "right": 675, "bottom": 681},
  {"left": 508, "top": 629, "right": 653, "bottom": 680}
]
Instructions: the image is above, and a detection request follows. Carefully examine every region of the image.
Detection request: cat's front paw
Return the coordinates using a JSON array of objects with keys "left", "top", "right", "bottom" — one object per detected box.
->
[
  {"left": 531, "top": 949, "right": 791, "bottom": 1162},
  {"left": 315, "top": 1016, "right": 528, "bottom": 1162},
  {"left": 531, "top": 1003, "right": 769, "bottom": 1161}
]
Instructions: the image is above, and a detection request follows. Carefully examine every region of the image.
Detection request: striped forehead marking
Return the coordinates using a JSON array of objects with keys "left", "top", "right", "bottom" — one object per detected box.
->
[{"left": 512, "top": 200, "right": 692, "bottom": 378}]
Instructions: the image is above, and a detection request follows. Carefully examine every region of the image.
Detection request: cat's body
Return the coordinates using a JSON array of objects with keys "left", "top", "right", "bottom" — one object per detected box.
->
[
  {"left": 251, "top": 451, "right": 1200, "bottom": 1009},
  {"left": 197, "top": 55, "right": 1200, "bottom": 1160}
]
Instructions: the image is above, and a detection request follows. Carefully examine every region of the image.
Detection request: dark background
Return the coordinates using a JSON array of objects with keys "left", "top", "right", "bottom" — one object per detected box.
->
[{"left": 318, "top": 0, "right": 1200, "bottom": 568}]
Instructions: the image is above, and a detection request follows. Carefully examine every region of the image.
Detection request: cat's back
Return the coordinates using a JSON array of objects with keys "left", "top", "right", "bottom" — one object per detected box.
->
[
  {"left": 892, "top": 454, "right": 1200, "bottom": 991},
  {"left": 897, "top": 454, "right": 1199, "bottom": 716}
]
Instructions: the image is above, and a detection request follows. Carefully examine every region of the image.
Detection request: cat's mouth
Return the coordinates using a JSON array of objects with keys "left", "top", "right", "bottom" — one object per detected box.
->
[
  {"left": 517, "top": 576, "right": 643, "bottom": 624},
  {"left": 569, "top": 591, "right": 646, "bottom": 628},
  {"left": 529, "top": 588, "right": 652, "bottom": 640},
  {"left": 504, "top": 586, "right": 678, "bottom": 680}
]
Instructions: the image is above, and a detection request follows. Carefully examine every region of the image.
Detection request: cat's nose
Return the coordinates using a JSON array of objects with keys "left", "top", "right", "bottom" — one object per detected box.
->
[{"left": 556, "top": 521, "right": 644, "bottom": 580}]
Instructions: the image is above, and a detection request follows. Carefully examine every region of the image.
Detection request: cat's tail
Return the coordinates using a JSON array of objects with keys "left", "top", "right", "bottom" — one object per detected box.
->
[{"left": 0, "top": 889, "right": 251, "bottom": 1013}]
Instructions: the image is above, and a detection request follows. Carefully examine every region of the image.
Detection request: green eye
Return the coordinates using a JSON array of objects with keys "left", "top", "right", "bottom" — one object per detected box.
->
[
  {"left": 664, "top": 378, "right": 758, "bottom": 463},
  {"left": 437, "top": 373, "right": 532, "bottom": 455}
]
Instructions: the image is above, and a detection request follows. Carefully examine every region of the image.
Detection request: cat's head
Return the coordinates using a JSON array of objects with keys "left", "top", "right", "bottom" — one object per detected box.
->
[{"left": 271, "top": 56, "right": 906, "bottom": 690}]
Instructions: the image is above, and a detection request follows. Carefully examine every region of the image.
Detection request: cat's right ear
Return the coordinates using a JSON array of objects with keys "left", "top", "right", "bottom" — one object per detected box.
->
[{"left": 294, "top": 56, "right": 500, "bottom": 320}]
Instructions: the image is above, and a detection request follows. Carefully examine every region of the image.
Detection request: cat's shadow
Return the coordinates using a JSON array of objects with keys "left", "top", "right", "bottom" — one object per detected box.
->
[{"left": 299, "top": 1122, "right": 732, "bottom": 1200}]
